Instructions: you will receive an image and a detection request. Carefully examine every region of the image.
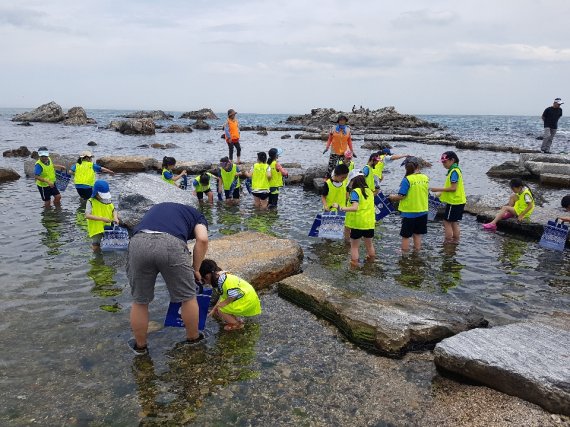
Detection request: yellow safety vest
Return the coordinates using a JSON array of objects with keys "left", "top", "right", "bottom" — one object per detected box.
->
[
  {"left": 373, "top": 155, "right": 387, "bottom": 179},
  {"left": 218, "top": 273, "right": 261, "bottom": 316},
  {"left": 35, "top": 159, "right": 56, "bottom": 187},
  {"left": 194, "top": 172, "right": 214, "bottom": 192},
  {"left": 220, "top": 164, "right": 240, "bottom": 190},
  {"left": 398, "top": 173, "right": 429, "bottom": 213},
  {"left": 74, "top": 161, "right": 96, "bottom": 187},
  {"left": 364, "top": 165, "right": 376, "bottom": 191},
  {"left": 345, "top": 188, "right": 375, "bottom": 230},
  {"left": 268, "top": 161, "right": 284, "bottom": 192},
  {"left": 439, "top": 165, "right": 467, "bottom": 205},
  {"left": 162, "top": 168, "right": 175, "bottom": 185},
  {"left": 514, "top": 187, "right": 534, "bottom": 218},
  {"left": 87, "top": 198, "right": 115, "bottom": 237},
  {"left": 251, "top": 163, "right": 270, "bottom": 192},
  {"left": 325, "top": 179, "right": 348, "bottom": 209}
]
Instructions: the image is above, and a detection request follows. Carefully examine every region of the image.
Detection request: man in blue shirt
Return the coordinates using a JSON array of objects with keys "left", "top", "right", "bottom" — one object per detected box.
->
[{"left": 127, "top": 202, "right": 209, "bottom": 355}]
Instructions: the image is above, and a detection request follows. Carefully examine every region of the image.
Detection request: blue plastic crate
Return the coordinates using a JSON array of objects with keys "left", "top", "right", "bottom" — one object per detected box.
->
[
  {"left": 539, "top": 220, "right": 569, "bottom": 252},
  {"left": 164, "top": 287, "right": 213, "bottom": 330}
]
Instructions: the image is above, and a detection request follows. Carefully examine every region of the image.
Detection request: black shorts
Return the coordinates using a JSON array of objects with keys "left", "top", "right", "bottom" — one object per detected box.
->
[
  {"left": 400, "top": 214, "right": 428, "bottom": 238},
  {"left": 350, "top": 228, "right": 374, "bottom": 239},
  {"left": 444, "top": 204, "right": 465, "bottom": 222},
  {"left": 252, "top": 192, "right": 269, "bottom": 200},
  {"left": 37, "top": 185, "right": 60, "bottom": 201},
  {"left": 196, "top": 189, "right": 211, "bottom": 200},
  {"left": 76, "top": 187, "right": 92, "bottom": 200},
  {"left": 224, "top": 188, "right": 240, "bottom": 199}
]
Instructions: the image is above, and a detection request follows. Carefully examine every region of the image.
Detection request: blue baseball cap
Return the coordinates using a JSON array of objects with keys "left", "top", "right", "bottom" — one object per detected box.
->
[
  {"left": 381, "top": 148, "right": 392, "bottom": 155},
  {"left": 92, "top": 180, "right": 112, "bottom": 202}
]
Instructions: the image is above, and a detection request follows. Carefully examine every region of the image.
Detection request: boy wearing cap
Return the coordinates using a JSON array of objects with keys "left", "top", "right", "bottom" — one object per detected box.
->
[
  {"left": 323, "top": 115, "right": 356, "bottom": 177},
  {"left": 70, "top": 151, "right": 115, "bottom": 200},
  {"left": 224, "top": 109, "right": 241, "bottom": 163},
  {"left": 34, "top": 146, "right": 66, "bottom": 208},
  {"left": 85, "top": 180, "right": 119, "bottom": 252},
  {"left": 541, "top": 98, "right": 564, "bottom": 154},
  {"left": 217, "top": 156, "right": 242, "bottom": 204}
]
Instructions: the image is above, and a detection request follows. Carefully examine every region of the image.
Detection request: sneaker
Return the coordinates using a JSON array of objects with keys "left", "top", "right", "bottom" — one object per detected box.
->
[
  {"left": 482, "top": 223, "right": 497, "bottom": 230},
  {"left": 183, "top": 332, "right": 206, "bottom": 345},
  {"left": 127, "top": 338, "right": 149, "bottom": 356}
]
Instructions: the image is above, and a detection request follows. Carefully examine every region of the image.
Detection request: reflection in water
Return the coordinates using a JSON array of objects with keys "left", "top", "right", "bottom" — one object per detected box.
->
[
  {"left": 217, "top": 205, "right": 245, "bottom": 235},
  {"left": 498, "top": 236, "right": 528, "bottom": 271},
  {"left": 395, "top": 252, "right": 428, "bottom": 289},
  {"left": 132, "top": 323, "right": 261, "bottom": 425},
  {"left": 87, "top": 254, "right": 122, "bottom": 299},
  {"left": 75, "top": 204, "right": 88, "bottom": 234},
  {"left": 40, "top": 207, "right": 65, "bottom": 256},
  {"left": 437, "top": 244, "right": 464, "bottom": 293}
]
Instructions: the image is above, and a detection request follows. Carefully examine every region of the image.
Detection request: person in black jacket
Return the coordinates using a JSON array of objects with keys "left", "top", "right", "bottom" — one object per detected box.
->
[{"left": 541, "top": 98, "right": 564, "bottom": 153}]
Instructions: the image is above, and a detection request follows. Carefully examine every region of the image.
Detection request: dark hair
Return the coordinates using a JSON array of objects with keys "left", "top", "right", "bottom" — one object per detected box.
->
[
  {"left": 334, "top": 163, "right": 350, "bottom": 176},
  {"left": 404, "top": 162, "right": 418, "bottom": 176},
  {"left": 442, "top": 151, "right": 459, "bottom": 164},
  {"left": 220, "top": 156, "right": 230, "bottom": 164},
  {"left": 199, "top": 259, "right": 221, "bottom": 278},
  {"left": 268, "top": 148, "right": 278, "bottom": 166},
  {"left": 257, "top": 152, "right": 267, "bottom": 163},
  {"left": 368, "top": 153, "right": 379, "bottom": 163},
  {"left": 199, "top": 172, "right": 210, "bottom": 185},
  {"left": 77, "top": 157, "right": 83, "bottom": 165},
  {"left": 562, "top": 195, "right": 570, "bottom": 208},
  {"left": 162, "top": 156, "right": 176, "bottom": 169},
  {"left": 509, "top": 178, "right": 524, "bottom": 189},
  {"left": 349, "top": 175, "right": 369, "bottom": 199}
]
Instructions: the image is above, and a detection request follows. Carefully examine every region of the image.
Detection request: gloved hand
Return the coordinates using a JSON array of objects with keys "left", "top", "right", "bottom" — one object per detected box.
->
[
  {"left": 352, "top": 153, "right": 357, "bottom": 158},
  {"left": 322, "top": 148, "right": 329, "bottom": 154}
]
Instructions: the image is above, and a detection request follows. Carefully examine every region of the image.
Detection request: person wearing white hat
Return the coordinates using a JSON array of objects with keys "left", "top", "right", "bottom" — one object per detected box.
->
[
  {"left": 34, "top": 146, "right": 66, "bottom": 208},
  {"left": 70, "top": 150, "right": 115, "bottom": 200},
  {"left": 541, "top": 98, "right": 564, "bottom": 153},
  {"left": 85, "top": 180, "right": 119, "bottom": 252}
]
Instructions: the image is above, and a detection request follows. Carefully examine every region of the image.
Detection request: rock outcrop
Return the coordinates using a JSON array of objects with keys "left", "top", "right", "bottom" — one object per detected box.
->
[
  {"left": 96, "top": 156, "right": 159, "bottom": 172},
  {"left": 191, "top": 118, "right": 211, "bottom": 130},
  {"left": 120, "top": 110, "right": 173, "bottom": 120},
  {"left": 487, "top": 153, "right": 570, "bottom": 187},
  {"left": 278, "top": 267, "right": 488, "bottom": 357},
  {"left": 3, "top": 146, "right": 31, "bottom": 158},
  {"left": 0, "top": 168, "right": 21, "bottom": 182},
  {"left": 160, "top": 124, "right": 193, "bottom": 133},
  {"left": 180, "top": 108, "right": 218, "bottom": 120},
  {"left": 434, "top": 322, "right": 570, "bottom": 416},
  {"left": 205, "top": 232, "right": 303, "bottom": 289},
  {"left": 110, "top": 119, "right": 156, "bottom": 135},
  {"left": 172, "top": 161, "right": 214, "bottom": 175},
  {"left": 63, "top": 106, "right": 97, "bottom": 125},
  {"left": 12, "top": 101, "right": 65, "bottom": 123}
]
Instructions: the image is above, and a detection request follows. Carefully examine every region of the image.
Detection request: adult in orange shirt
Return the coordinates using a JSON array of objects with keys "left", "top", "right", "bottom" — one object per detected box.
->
[
  {"left": 223, "top": 109, "right": 242, "bottom": 163},
  {"left": 323, "top": 115, "right": 356, "bottom": 177}
]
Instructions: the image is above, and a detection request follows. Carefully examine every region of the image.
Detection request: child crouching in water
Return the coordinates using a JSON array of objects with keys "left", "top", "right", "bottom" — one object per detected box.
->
[
  {"left": 199, "top": 259, "right": 261, "bottom": 331},
  {"left": 483, "top": 178, "right": 535, "bottom": 230},
  {"left": 85, "top": 180, "right": 119, "bottom": 252}
]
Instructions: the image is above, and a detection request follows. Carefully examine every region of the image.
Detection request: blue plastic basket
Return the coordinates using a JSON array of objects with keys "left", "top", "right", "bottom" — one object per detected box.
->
[
  {"left": 180, "top": 175, "right": 188, "bottom": 190},
  {"left": 539, "top": 220, "right": 569, "bottom": 252},
  {"left": 308, "top": 211, "right": 345, "bottom": 239},
  {"left": 428, "top": 194, "right": 444, "bottom": 221},
  {"left": 164, "top": 287, "right": 213, "bottom": 330},
  {"left": 374, "top": 192, "right": 395, "bottom": 220},
  {"left": 55, "top": 170, "right": 71, "bottom": 192},
  {"left": 100, "top": 225, "right": 129, "bottom": 252}
]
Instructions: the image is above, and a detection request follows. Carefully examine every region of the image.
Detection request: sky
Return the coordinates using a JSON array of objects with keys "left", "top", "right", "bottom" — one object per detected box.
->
[{"left": 0, "top": 0, "right": 568, "bottom": 115}]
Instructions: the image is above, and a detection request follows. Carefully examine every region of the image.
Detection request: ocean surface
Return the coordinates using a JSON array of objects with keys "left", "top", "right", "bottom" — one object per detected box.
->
[{"left": 0, "top": 108, "right": 568, "bottom": 425}]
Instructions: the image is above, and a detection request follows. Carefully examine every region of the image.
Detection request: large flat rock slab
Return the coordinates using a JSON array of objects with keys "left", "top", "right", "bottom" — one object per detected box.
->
[
  {"left": 278, "top": 271, "right": 488, "bottom": 357},
  {"left": 97, "top": 156, "right": 159, "bottom": 172},
  {"left": 434, "top": 322, "right": 570, "bottom": 415},
  {"left": 203, "top": 232, "right": 303, "bottom": 290}
]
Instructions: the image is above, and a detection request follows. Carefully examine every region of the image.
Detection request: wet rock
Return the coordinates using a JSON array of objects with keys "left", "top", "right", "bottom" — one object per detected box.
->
[
  {"left": 151, "top": 143, "right": 166, "bottom": 149},
  {"left": 110, "top": 119, "right": 156, "bottom": 135},
  {"left": 87, "top": 141, "right": 97, "bottom": 146},
  {"left": 96, "top": 156, "right": 159, "bottom": 172},
  {"left": 172, "top": 162, "right": 213, "bottom": 175},
  {"left": 520, "top": 153, "right": 570, "bottom": 166},
  {"left": 0, "top": 168, "right": 21, "bottom": 182},
  {"left": 361, "top": 141, "right": 393, "bottom": 150},
  {"left": 3, "top": 146, "right": 31, "bottom": 158},
  {"left": 536, "top": 136, "right": 544, "bottom": 140},
  {"left": 455, "top": 140, "right": 480, "bottom": 150},
  {"left": 179, "top": 108, "right": 218, "bottom": 120},
  {"left": 487, "top": 161, "right": 532, "bottom": 179},
  {"left": 281, "top": 134, "right": 291, "bottom": 139},
  {"left": 299, "top": 133, "right": 328, "bottom": 141},
  {"left": 63, "top": 106, "right": 97, "bottom": 125},
  {"left": 137, "top": 144, "right": 149, "bottom": 149},
  {"left": 12, "top": 101, "right": 64, "bottom": 123},
  {"left": 294, "top": 133, "right": 302, "bottom": 139},
  {"left": 191, "top": 118, "right": 211, "bottom": 130},
  {"left": 205, "top": 232, "right": 303, "bottom": 289},
  {"left": 165, "top": 143, "right": 179, "bottom": 149},
  {"left": 17, "top": 121, "right": 32, "bottom": 126},
  {"left": 257, "top": 130, "right": 268, "bottom": 136},
  {"left": 278, "top": 270, "right": 488, "bottom": 357},
  {"left": 281, "top": 162, "right": 302, "bottom": 169},
  {"left": 120, "top": 110, "right": 173, "bottom": 120},
  {"left": 540, "top": 173, "right": 570, "bottom": 187},
  {"left": 160, "top": 124, "right": 193, "bottom": 133},
  {"left": 302, "top": 165, "right": 328, "bottom": 189},
  {"left": 434, "top": 322, "right": 570, "bottom": 416}
]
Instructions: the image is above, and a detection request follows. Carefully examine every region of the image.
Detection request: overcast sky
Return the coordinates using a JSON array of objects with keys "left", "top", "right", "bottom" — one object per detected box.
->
[{"left": 1, "top": 0, "right": 568, "bottom": 115}]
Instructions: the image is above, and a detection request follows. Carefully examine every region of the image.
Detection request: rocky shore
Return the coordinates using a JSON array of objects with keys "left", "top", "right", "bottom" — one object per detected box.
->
[{"left": 12, "top": 102, "right": 96, "bottom": 125}]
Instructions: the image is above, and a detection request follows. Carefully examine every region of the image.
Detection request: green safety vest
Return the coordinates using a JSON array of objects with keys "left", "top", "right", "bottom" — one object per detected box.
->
[
  {"left": 345, "top": 188, "right": 375, "bottom": 230},
  {"left": 268, "top": 161, "right": 284, "bottom": 191},
  {"left": 220, "top": 164, "right": 240, "bottom": 191},
  {"left": 373, "top": 155, "right": 386, "bottom": 179},
  {"left": 363, "top": 165, "right": 376, "bottom": 191},
  {"left": 162, "top": 168, "right": 175, "bottom": 185},
  {"left": 439, "top": 165, "right": 467, "bottom": 205},
  {"left": 194, "top": 172, "right": 214, "bottom": 192},
  {"left": 35, "top": 159, "right": 56, "bottom": 187},
  {"left": 514, "top": 187, "right": 534, "bottom": 218},
  {"left": 87, "top": 198, "right": 115, "bottom": 237},
  {"left": 74, "top": 161, "right": 96, "bottom": 187},
  {"left": 218, "top": 273, "right": 262, "bottom": 317},
  {"left": 398, "top": 173, "right": 429, "bottom": 213},
  {"left": 325, "top": 179, "right": 347, "bottom": 209},
  {"left": 251, "top": 163, "right": 270, "bottom": 192}
]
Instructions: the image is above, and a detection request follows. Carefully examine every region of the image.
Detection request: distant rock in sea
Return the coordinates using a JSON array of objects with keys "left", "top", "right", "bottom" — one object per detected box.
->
[
  {"left": 120, "top": 110, "right": 173, "bottom": 120},
  {"left": 109, "top": 118, "right": 156, "bottom": 135},
  {"left": 160, "top": 124, "right": 193, "bottom": 134},
  {"left": 180, "top": 108, "right": 218, "bottom": 120},
  {"left": 12, "top": 101, "right": 65, "bottom": 123},
  {"left": 3, "top": 146, "right": 31, "bottom": 158},
  {"left": 191, "top": 118, "right": 211, "bottom": 130},
  {"left": 63, "top": 106, "right": 97, "bottom": 125}
]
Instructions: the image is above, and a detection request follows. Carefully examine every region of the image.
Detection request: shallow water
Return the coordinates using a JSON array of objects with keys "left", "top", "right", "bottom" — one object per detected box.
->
[{"left": 1, "top": 111, "right": 569, "bottom": 425}]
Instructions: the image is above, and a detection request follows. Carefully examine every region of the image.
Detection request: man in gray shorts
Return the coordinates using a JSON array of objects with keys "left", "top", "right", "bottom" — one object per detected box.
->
[{"left": 127, "top": 202, "right": 209, "bottom": 355}]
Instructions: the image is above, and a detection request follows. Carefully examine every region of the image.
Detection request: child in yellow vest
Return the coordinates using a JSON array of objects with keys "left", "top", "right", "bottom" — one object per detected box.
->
[
  {"left": 70, "top": 150, "right": 115, "bottom": 200},
  {"left": 389, "top": 158, "right": 429, "bottom": 251},
  {"left": 192, "top": 172, "right": 215, "bottom": 203},
  {"left": 245, "top": 152, "right": 272, "bottom": 209},
  {"left": 331, "top": 170, "right": 376, "bottom": 265},
  {"left": 34, "top": 146, "right": 66, "bottom": 208},
  {"left": 85, "top": 180, "right": 119, "bottom": 252},
  {"left": 483, "top": 178, "right": 534, "bottom": 230},
  {"left": 199, "top": 259, "right": 261, "bottom": 331},
  {"left": 267, "top": 148, "right": 288, "bottom": 209},
  {"left": 321, "top": 163, "right": 351, "bottom": 241},
  {"left": 161, "top": 156, "right": 187, "bottom": 187}
]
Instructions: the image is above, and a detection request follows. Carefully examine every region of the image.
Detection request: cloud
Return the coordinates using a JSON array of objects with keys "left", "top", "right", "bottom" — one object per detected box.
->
[
  {"left": 392, "top": 9, "right": 458, "bottom": 27},
  {"left": 0, "top": 6, "right": 75, "bottom": 34},
  {"left": 454, "top": 43, "right": 570, "bottom": 65}
]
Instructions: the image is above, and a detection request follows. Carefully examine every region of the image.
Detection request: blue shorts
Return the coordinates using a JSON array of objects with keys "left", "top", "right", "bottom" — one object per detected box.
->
[
  {"left": 37, "top": 185, "right": 60, "bottom": 201},
  {"left": 224, "top": 188, "right": 240, "bottom": 199}
]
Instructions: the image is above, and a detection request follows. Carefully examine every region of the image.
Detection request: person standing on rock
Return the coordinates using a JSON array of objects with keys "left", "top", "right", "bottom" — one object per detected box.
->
[
  {"left": 127, "top": 202, "right": 209, "bottom": 355},
  {"left": 323, "top": 115, "right": 356, "bottom": 177},
  {"left": 541, "top": 98, "right": 564, "bottom": 153},
  {"left": 224, "top": 109, "right": 241, "bottom": 163},
  {"left": 34, "top": 146, "right": 66, "bottom": 208}
]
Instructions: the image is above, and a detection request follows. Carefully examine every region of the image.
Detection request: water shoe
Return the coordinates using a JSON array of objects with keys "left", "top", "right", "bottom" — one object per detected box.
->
[
  {"left": 127, "top": 338, "right": 149, "bottom": 356},
  {"left": 482, "top": 223, "right": 497, "bottom": 230}
]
